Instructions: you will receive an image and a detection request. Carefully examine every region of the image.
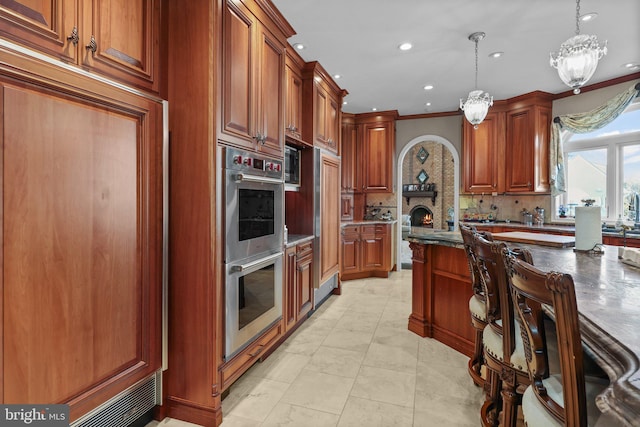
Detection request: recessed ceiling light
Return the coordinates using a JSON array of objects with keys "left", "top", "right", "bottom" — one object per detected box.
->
[
  {"left": 399, "top": 42, "right": 413, "bottom": 51},
  {"left": 425, "top": 102, "right": 431, "bottom": 106},
  {"left": 423, "top": 85, "right": 434, "bottom": 90},
  {"left": 334, "top": 74, "right": 341, "bottom": 79},
  {"left": 372, "top": 107, "right": 378, "bottom": 112},
  {"left": 293, "top": 43, "right": 305, "bottom": 50},
  {"left": 623, "top": 62, "right": 640, "bottom": 70},
  {"left": 579, "top": 12, "right": 598, "bottom": 22},
  {"left": 343, "top": 101, "right": 348, "bottom": 105},
  {"left": 489, "top": 51, "right": 503, "bottom": 59}
]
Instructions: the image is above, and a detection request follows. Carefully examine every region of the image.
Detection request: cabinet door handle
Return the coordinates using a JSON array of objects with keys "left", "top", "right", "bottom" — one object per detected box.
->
[
  {"left": 67, "top": 26, "right": 79, "bottom": 46},
  {"left": 86, "top": 35, "right": 97, "bottom": 53}
]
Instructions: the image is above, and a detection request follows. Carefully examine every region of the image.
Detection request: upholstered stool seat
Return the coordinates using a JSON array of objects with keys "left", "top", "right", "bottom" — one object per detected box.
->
[
  {"left": 468, "top": 294, "right": 486, "bottom": 322},
  {"left": 482, "top": 319, "right": 527, "bottom": 373}
]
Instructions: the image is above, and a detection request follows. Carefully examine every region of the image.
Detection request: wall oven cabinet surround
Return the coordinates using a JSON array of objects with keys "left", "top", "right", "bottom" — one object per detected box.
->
[
  {"left": 0, "top": 51, "right": 164, "bottom": 422},
  {"left": 463, "top": 92, "right": 553, "bottom": 194},
  {"left": 220, "top": 0, "right": 294, "bottom": 157},
  {"left": 0, "top": 0, "right": 161, "bottom": 93},
  {"left": 302, "top": 61, "right": 347, "bottom": 154}
]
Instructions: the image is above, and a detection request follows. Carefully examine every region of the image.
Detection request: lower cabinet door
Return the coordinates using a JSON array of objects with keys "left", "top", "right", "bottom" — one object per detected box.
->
[
  {"left": 297, "top": 253, "right": 313, "bottom": 318},
  {"left": 1, "top": 78, "right": 163, "bottom": 421}
]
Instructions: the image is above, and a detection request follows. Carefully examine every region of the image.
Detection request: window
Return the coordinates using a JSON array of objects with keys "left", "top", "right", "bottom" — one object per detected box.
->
[{"left": 554, "top": 101, "right": 640, "bottom": 223}]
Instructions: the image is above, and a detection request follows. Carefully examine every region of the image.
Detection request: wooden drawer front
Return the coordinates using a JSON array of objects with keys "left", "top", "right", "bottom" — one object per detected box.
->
[
  {"left": 219, "top": 322, "right": 282, "bottom": 391},
  {"left": 297, "top": 241, "right": 313, "bottom": 259},
  {"left": 342, "top": 225, "right": 360, "bottom": 235},
  {"left": 374, "top": 224, "right": 387, "bottom": 235},
  {"left": 361, "top": 225, "right": 377, "bottom": 235}
]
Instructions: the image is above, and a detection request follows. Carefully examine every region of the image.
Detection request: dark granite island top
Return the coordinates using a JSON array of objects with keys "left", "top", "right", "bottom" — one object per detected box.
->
[{"left": 407, "top": 229, "right": 640, "bottom": 426}]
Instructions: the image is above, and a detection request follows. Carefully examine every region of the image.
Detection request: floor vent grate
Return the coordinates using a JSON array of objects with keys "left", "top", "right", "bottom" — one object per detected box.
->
[{"left": 72, "top": 374, "right": 158, "bottom": 427}]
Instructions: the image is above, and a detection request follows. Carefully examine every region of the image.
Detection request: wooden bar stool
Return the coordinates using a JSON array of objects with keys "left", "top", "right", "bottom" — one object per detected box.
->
[
  {"left": 473, "top": 233, "right": 532, "bottom": 427},
  {"left": 503, "top": 251, "right": 611, "bottom": 427},
  {"left": 459, "top": 223, "right": 493, "bottom": 389}
]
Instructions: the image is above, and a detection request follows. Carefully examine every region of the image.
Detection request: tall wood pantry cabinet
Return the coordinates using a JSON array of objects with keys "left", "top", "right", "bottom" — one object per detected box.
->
[{"left": 0, "top": 3, "right": 165, "bottom": 423}]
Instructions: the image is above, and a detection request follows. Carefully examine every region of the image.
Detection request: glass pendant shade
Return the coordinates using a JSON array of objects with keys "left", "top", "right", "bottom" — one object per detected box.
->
[
  {"left": 460, "top": 90, "right": 493, "bottom": 129},
  {"left": 460, "top": 32, "right": 492, "bottom": 128},
  {"left": 550, "top": 34, "right": 607, "bottom": 94}
]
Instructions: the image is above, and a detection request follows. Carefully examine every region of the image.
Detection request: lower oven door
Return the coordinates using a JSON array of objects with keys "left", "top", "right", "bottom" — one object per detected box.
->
[{"left": 225, "top": 251, "right": 283, "bottom": 360}]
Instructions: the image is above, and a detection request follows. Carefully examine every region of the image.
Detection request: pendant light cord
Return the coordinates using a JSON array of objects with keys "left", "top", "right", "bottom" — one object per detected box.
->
[
  {"left": 474, "top": 38, "right": 479, "bottom": 89},
  {"left": 575, "top": 0, "right": 581, "bottom": 35}
]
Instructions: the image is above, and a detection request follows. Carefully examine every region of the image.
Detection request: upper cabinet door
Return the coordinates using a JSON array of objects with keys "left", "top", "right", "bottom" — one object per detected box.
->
[
  {"left": 285, "top": 59, "right": 303, "bottom": 142},
  {"left": 256, "top": 23, "right": 285, "bottom": 157},
  {"left": 221, "top": 0, "right": 255, "bottom": 147},
  {"left": 0, "top": 0, "right": 78, "bottom": 63},
  {"left": 82, "top": 0, "right": 160, "bottom": 92},
  {"left": 362, "top": 121, "right": 394, "bottom": 192},
  {"left": 463, "top": 111, "right": 504, "bottom": 194}
]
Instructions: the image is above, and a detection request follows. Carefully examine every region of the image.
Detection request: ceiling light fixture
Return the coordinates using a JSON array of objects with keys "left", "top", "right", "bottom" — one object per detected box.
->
[
  {"left": 550, "top": 0, "right": 607, "bottom": 94},
  {"left": 489, "top": 52, "right": 503, "bottom": 59},
  {"left": 334, "top": 74, "right": 341, "bottom": 79},
  {"left": 399, "top": 42, "right": 413, "bottom": 51},
  {"left": 293, "top": 43, "right": 305, "bottom": 50},
  {"left": 423, "top": 84, "right": 434, "bottom": 90},
  {"left": 459, "top": 32, "right": 493, "bottom": 129}
]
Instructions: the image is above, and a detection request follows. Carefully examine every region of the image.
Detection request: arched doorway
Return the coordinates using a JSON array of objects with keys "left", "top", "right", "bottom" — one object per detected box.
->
[{"left": 396, "top": 135, "right": 460, "bottom": 269}]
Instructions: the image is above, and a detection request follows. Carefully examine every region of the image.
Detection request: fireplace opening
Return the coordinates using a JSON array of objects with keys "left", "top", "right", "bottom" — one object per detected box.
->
[{"left": 410, "top": 205, "right": 434, "bottom": 228}]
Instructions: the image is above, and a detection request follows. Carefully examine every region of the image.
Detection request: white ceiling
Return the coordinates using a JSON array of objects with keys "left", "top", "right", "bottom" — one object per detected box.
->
[{"left": 271, "top": 0, "right": 640, "bottom": 116}]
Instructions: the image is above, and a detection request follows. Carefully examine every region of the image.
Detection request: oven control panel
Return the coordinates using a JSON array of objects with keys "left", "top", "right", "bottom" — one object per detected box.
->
[{"left": 225, "top": 147, "right": 283, "bottom": 180}]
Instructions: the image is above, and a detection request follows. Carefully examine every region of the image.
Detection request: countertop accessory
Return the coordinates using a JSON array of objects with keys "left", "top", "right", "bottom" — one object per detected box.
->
[{"left": 574, "top": 206, "right": 604, "bottom": 253}]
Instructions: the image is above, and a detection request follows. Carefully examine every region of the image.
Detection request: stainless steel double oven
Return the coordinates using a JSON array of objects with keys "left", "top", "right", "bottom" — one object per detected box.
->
[{"left": 222, "top": 147, "right": 284, "bottom": 360}]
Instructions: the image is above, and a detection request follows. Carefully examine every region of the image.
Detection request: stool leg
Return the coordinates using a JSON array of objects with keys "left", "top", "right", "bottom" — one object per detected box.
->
[
  {"left": 468, "top": 317, "right": 486, "bottom": 387},
  {"left": 481, "top": 368, "right": 501, "bottom": 427},
  {"left": 500, "top": 379, "right": 520, "bottom": 427}
]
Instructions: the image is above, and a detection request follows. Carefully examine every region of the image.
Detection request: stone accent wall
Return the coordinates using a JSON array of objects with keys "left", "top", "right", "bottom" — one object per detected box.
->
[{"left": 401, "top": 142, "right": 455, "bottom": 229}]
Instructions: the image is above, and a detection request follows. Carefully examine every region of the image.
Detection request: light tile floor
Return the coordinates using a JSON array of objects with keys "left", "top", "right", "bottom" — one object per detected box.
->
[{"left": 147, "top": 270, "right": 485, "bottom": 427}]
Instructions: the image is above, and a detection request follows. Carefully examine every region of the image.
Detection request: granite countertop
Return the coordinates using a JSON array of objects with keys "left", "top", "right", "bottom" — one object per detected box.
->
[
  {"left": 342, "top": 219, "right": 398, "bottom": 226},
  {"left": 461, "top": 220, "right": 640, "bottom": 239},
  {"left": 408, "top": 231, "right": 640, "bottom": 424},
  {"left": 285, "top": 234, "right": 314, "bottom": 248}
]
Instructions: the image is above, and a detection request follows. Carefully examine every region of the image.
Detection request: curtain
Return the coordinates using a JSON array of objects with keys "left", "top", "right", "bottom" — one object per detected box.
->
[{"left": 550, "top": 82, "right": 640, "bottom": 196}]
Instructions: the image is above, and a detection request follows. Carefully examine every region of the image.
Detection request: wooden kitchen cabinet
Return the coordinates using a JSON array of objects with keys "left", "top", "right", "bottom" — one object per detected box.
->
[
  {"left": 302, "top": 61, "right": 347, "bottom": 154},
  {"left": 463, "top": 110, "right": 504, "bottom": 194},
  {"left": 0, "top": 0, "right": 161, "bottom": 93},
  {"left": 341, "top": 223, "right": 394, "bottom": 280},
  {"left": 505, "top": 95, "right": 552, "bottom": 193},
  {"left": 0, "top": 61, "right": 163, "bottom": 422},
  {"left": 462, "top": 92, "right": 552, "bottom": 194},
  {"left": 341, "top": 113, "right": 359, "bottom": 192},
  {"left": 220, "top": 0, "right": 289, "bottom": 157},
  {"left": 285, "top": 48, "right": 305, "bottom": 144},
  {"left": 318, "top": 151, "right": 341, "bottom": 285},
  {"left": 340, "top": 111, "right": 397, "bottom": 194},
  {"left": 284, "top": 240, "right": 314, "bottom": 333},
  {"left": 341, "top": 193, "right": 355, "bottom": 221}
]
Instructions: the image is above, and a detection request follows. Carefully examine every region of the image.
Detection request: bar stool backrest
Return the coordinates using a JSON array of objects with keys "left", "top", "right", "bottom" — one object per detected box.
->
[{"left": 503, "top": 251, "right": 587, "bottom": 427}]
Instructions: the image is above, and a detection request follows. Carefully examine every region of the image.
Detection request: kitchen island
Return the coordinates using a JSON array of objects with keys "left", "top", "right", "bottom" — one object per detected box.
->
[{"left": 407, "top": 229, "right": 640, "bottom": 426}]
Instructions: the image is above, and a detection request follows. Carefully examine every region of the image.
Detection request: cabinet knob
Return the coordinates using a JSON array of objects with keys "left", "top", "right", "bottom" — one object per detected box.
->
[
  {"left": 67, "top": 26, "right": 79, "bottom": 46},
  {"left": 86, "top": 35, "right": 97, "bottom": 53}
]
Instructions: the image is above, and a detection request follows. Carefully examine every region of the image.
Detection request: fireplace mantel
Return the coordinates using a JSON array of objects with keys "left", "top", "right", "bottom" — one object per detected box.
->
[{"left": 402, "top": 190, "right": 438, "bottom": 206}]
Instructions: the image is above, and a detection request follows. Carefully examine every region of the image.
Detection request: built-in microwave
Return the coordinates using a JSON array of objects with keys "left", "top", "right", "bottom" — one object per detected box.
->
[{"left": 284, "top": 145, "right": 300, "bottom": 187}]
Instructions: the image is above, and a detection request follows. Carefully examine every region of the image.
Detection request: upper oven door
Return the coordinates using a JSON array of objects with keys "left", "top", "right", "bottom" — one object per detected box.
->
[{"left": 225, "top": 169, "right": 284, "bottom": 261}]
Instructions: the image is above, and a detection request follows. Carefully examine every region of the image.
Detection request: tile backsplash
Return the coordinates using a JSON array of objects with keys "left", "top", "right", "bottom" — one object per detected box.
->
[{"left": 459, "top": 194, "right": 552, "bottom": 223}]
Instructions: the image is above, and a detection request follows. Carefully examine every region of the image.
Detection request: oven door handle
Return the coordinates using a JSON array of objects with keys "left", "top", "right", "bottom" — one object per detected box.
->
[
  {"left": 235, "top": 173, "right": 283, "bottom": 185},
  {"left": 230, "top": 252, "right": 283, "bottom": 273}
]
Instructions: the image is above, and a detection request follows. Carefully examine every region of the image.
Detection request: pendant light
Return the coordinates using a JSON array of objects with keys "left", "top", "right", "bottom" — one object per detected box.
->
[
  {"left": 460, "top": 32, "right": 493, "bottom": 129},
  {"left": 550, "top": 0, "right": 607, "bottom": 94}
]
